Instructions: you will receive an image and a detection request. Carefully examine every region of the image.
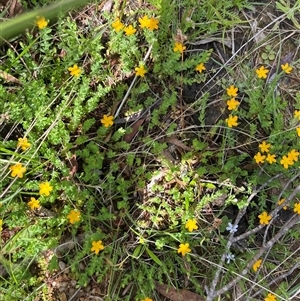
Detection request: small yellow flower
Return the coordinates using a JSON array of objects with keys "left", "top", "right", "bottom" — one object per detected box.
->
[
  {"left": 264, "top": 293, "right": 276, "bottom": 301},
  {"left": 173, "top": 42, "right": 186, "bottom": 54},
  {"left": 196, "top": 63, "right": 206, "bottom": 73},
  {"left": 280, "top": 155, "right": 293, "bottom": 169},
  {"left": 91, "top": 240, "right": 105, "bottom": 254},
  {"left": 177, "top": 243, "right": 191, "bottom": 256},
  {"left": 287, "top": 149, "right": 299, "bottom": 163},
  {"left": 135, "top": 65, "right": 147, "bottom": 77},
  {"left": 266, "top": 154, "right": 276, "bottom": 164},
  {"left": 226, "top": 98, "right": 240, "bottom": 110},
  {"left": 185, "top": 219, "right": 198, "bottom": 232},
  {"left": 10, "top": 163, "right": 26, "bottom": 178},
  {"left": 294, "top": 110, "right": 300, "bottom": 120},
  {"left": 254, "top": 152, "right": 266, "bottom": 164},
  {"left": 112, "top": 18, "right": 124, "bottom": 32},
  {"left": 67, "top": 209, "right": 81, "bottom": 224},
  {"left": 225, "top": 115, "right": 238, "bottom": 128},
  {"left": 39, "top": 181, "right": 53, "bottom": 196},
  {"left": 259, "top": 141, "right": 271, "bottom": 153},
  {"left": 294, "top": 202, "right": 300, "bottom": 214},
  {"left": 124, "top": 25, "right": 137, "bottom": 36},
  {"left": 281, "top": 63, "right": 292, "bottom": 74},
  {"left": 68, "top": 64, "right": 81, "bottom": 77},
  {"left": 141, "top": 298, "right": 153, "bottom": 301},
  {"left": 252, "top": 259, "right": 262, "bottom": 272},
  {"left": 226, "top": 85, "right": 238, "bottom": 97},
  {"left": 278, "top": 198, "right": 288, "bottom": 210},
  {"left": 256, "top": 66, "right": 269, "bottom": 79},
  {"left": 35, "top": 16, "right": 48, "bottom": 29},
  {"left": 147, "top": 17, "right": 159, "bottom": 30},
  {"left": 28, "top": 197, "right": 40, "bottom": 210},
  {"left": 139, "top": 15, "right": 151, "bottom": 28},
  {"left": 296, "top": 127, "right": 300, "bottom": 137},
  {"left": 258, "top": 211, "right": 272, "bottom": 225},
  {"left": 17, "top": 137, "right": 31, "bottom": 151},
  {"left": 100, "top": 115, "right": 114, "bottom": 127},
  {"left": 0, "top": 219, "right": 3, "bottom": 231}
]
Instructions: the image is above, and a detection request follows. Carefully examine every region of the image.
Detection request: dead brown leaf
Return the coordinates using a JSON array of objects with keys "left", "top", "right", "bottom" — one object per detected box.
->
[
  {"left": 155, "top": 283, "right": 205, "bottom": 301},
  {"left": 67, "top": 154, "right": 78, "bottom": 178},
  {"left": 164, "top": 136, "right": 193, "bottom": 151},
  {"left": 0, "top": 0, "right": 23, "bottom": 17},
  {"left": 0, "top": 70, "right": 22, "bottom": 85},
  {"left": 123, "top": 118, "right": 145, "bottom": 143}
]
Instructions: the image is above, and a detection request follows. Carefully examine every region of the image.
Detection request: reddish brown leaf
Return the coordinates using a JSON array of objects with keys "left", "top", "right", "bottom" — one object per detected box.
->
[
  {"left": 0, "top": 0, "right": 23, "bottom": 17},
  {"left": 155, "top": 283, "right": 205, "bottom": 301},
  {"left": 123, "top": 118, "right": 145, "bottom": 143},
  {"left": 0, "top": 70, "right": 22, "bottom": 85},
  {"left": 165, "top": 136, "right": 193, "bottom": 151},
  {"left": 67, "top": 154, "right": 78, "bottom": 178}
]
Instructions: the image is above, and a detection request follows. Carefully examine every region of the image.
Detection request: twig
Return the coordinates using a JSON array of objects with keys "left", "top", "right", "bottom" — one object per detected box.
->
[
  {"left": 205, "top": 173, "right": 283, "bottom": 300},
  {"left": 212, "top": 214, "right": 300, "bottom": 300},
  {"left": 206, "top": 177, "right": 300, "bottom": 301},
  {"left": 233, "top": 177, "right": 300, "bottom": 244},
  {"left": 251, "top": 262, "right": 300, "bottom": 299}
]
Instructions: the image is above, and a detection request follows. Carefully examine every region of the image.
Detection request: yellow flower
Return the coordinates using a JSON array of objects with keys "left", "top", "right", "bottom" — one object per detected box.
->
[
  {"left": 264, "top": 293, "right": 276, "bottom": 301},
  {"left": 226, "top": 98, "right": 240, "bottom": 110},
  {"left": 256, "top": 66, "right": 269, "bottom": 79},
  {"left": 287, "top": 149, "right": 299, "bottom": 163},
  {"left": 281, "top": 63, "right": 292, "bottom": 74},
  {"left": 294, "top": 110, "right": 300, "bottom": 120},
  {"left": 254, "top": 152, "right": 266, "bottom": 164},
  {"left": 259, "top": 141, "right": 271, "bottom": 153},
  {"left": 196, "top": 63, "right": 206, "bottom": 73},
  {"left": 17, "top": 137, "right": 31, "bottom": 151},
  {"left": 252, "top": 259, "right": 262, "bottom": 272},
  {"left": 39, "top": 181, "right": 53, "bottom": 196},
  {"left": 294, "top": 202, "right": 300, "bottom": 214},
  {"left": 68, "top": 64, "right": 81, "bottom": 77},
  {"left": 138, "top": 16, "right": 158, "bottom": 30},
  {"left": 0, "top": 219, "right": 3, "bottom": 231},
  {"left": 10, "top": 163, "right": 26, "bottom": 178},
  {"left": 173, "top": 42, "right": 186, "bottom": 54},
  {"left": 278, "top": 198, "right": 288, "bottom": 210},
  {"left": 141, "top": 298, "right": 153, "bottom": 301},
  {"left": 177, "top": 243, "right": 191, "bottom": 256},
  {"left": 112, "top": 18, "right": 124, "bottom": 32},
  {"left": 124, "top": 25, "right": 137, "bottom": 36},
  {"left": 296, "top": 127, "right": 300, "bottom": 137},
  {"left": 225, "top": 115, "right": 238, "bottom": 128},
  {"left": 35, "top": 16, "right": 48, "bottom": 29},
  {"left": 185, "top": 219, "right": 198, "bottom": 232},
  {"left": 280, "top": 155, "right": 293, "bottom": 169},
  {"left": 258, "top": 211, "right": 272, "bottom": 225},
  {"left": 226, "top": 85, "right": 238, "bottom": 97},
  {"left": 135, "top": 65, "right": 147, "bottom": 77},
  {"left": 91, "top": 240, "right": 105, "bottom": 254},
  {"left": 100, "top": 115, "right": 114, "bottom": 127},
  {"left": 28, "top": 197, "right": 40, "bottom": 210},
  {"left": 67, "top": 209, "right": 81, "bottom": 224},
  {"left": 266, "top": 154, "right": 276, "bottom": 164},
  {"left": 139, "top": 15, "right": 151, "bottom": 28},
  {"left": 147, "top": 17, "right": 159, "bottom": 30}
]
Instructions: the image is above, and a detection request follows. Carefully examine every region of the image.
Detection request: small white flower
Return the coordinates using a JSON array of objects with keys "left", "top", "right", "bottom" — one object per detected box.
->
[
  {"left": 226, "top": 222, "right": 238, "bottom": 234},
  {"left": 226, "top": 253, "right": 235, "bottom": 264}
]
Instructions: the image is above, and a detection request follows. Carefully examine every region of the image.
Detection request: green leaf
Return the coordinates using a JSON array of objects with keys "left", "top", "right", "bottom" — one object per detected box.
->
[
  {"left": 0, "top": 0, "right": 93, "bottom": 42},
  {"left": 145, "top": 247, "right": 163, "bottom": 266}
]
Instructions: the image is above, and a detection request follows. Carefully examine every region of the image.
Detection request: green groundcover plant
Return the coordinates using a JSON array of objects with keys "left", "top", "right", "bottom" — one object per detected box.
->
[{"left": 0, "top": 0, "right": 300, "bottom": 300}]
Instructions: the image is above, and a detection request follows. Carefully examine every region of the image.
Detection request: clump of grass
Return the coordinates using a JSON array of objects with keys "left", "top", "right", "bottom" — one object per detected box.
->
[{"left": 1, "top": 0, "right": 300, "bottom": 300}]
